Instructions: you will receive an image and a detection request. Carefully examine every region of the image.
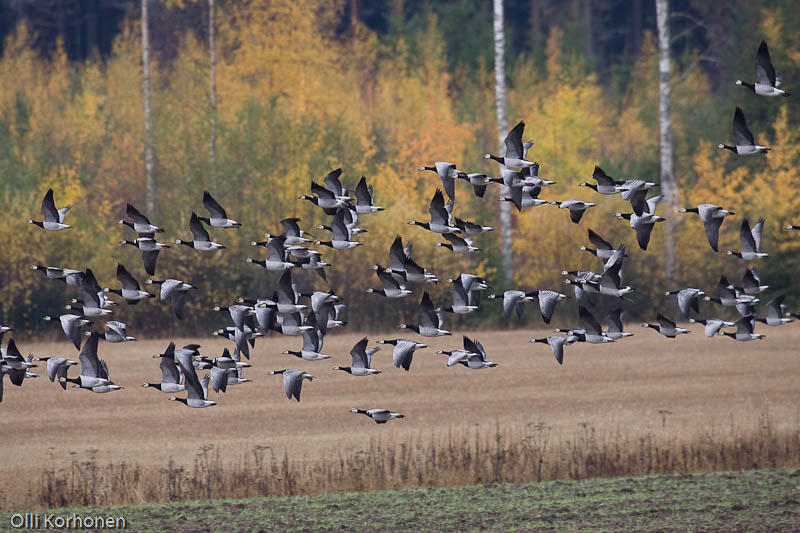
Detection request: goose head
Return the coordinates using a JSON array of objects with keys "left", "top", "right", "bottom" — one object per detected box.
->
[{"left": 735, "top": 80, "right": 743, "bottom": 86}]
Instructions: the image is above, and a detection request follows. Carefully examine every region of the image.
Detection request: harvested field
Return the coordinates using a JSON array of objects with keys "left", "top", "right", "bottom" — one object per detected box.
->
[{"left": 1, "top": 326, "right": 799, "bottom": 508}]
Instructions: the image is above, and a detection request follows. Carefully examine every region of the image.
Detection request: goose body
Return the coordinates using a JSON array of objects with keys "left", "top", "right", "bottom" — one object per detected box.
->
[
  {"left": 688, "top": 318, "right": 734, "bottom": 338},
  {"left": 728, "top": 218, "right": 768, "bottom": 260},
  {"left": 351, "top": 408, "right": 404, "bottom": 424},
  {"left": 678, "top": 204, "right": 734, "bottom": 252},
  {"left": 119, "top": 203, "right": 164, "bottom": 233},
  {"left": 550, "top": 200, "right": 596, "bottom": 224},
  {"left": 641, "top": 314, "right": 689, "bottom": 338}
]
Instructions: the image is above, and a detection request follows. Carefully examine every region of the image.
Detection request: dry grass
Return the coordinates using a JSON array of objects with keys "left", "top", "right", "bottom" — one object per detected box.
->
[{"left": 2, "top": 326, "right": 800, "bottom": 509}]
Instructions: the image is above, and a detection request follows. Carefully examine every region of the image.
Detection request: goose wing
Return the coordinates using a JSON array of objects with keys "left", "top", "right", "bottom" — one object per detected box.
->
[
  {"left": 419, "top": 292, "right": 438, "bottom": 328},
  {"left": 203, "top": 191, "right": 228, "bottom": 219},
  {"left": 755, "top": 41, "right": 777, "bottom": 87},
  {"left": 592, "top": 166, "right": 615, "bottom": 187},
  {"left": 739, "top": 218, "right": 757, "bottom": 254},
  {"left": 350, "top": 337, "right": 369, "bottom": 368},
  {"left": 606, "top": 308, "right": 624, "bottom": 334},
  {"left": 330, "top": 209, "right": 350, "bottom": 242},
  {"left": 267, "top": 235, "right": 288, "bottom": 262},
  {"left": 702, "top": 216, "right": 723, "bottom": 252},
  {"left": 189, "top": 212, "right": 211, "bottom": 242},
  {"left": 283, "top": 369, "right": 303, "bottom": 400},
  {"left": 434, "top": 162, "right": 457, "bottom": 200},
  {"left": 106, "top": 321, "right": 128, "bottom": 338},
  {"left": 547, "top": 336, "right": 566, "bottom": 365},
  {"left": 41, "top": 189, "right": 59, "bottom": 223},
  {"left": 752, "top": 218, "right": 765, "bottom": 252},
  {"left": 656, "top": 313, "right": 677, "bottom": 329},
  {"left": 280, "top": 217, "right": 302, "bottom": 237},
  {"left": 310, "top": 181, "right": 336, "bottom": 201},
  {"left": 463, "top": 336, "right": 486, "bottom": 361},
  {"left": 126, "top": 203, "right": 152, "bottom": 225},
  {"left": 141, "top": 250, "right": 160, "bottom": 276},
  {"left": 377, "top": 269, "right": 402, "bottom": 291},
  {"left": 766, "top": 295, "right": 784, "bottom": 320},
  {"left": 451, "top": 279, "right": 468, "bottom": 307},
  {"left": 323, "top": 168, "right": 345, "bottom": 197},
  {"left": 501, "top": 291, "right": 523, "bottom": 320},
  {"left": 428, "top": 189, "right": 449, "bottom": 225},
  {"left": 60, "top": 314, "right": 85, "bottom": 349},
  {"left": 80, "top": 269, "right": 103, "bottom": 309},
  {"left": 743, "top": 268, "right": 761, "bottom": 292},
  {"left": 676, "top": 289, "right": 699, "bottom": 317},
  {"left": 160, "top": 354, "right": 182, "bottom": 384},
  {"left": 579, "top": 306, "right": 603, "bottom": 336},
  {"left": 389, "top": 235, "right": 407, "bottom": 271},
  {"left": 116, "top": 263, "right": 141, "bottom": 291},
  {"left": 633, "top": 219, "right": 656, "bottom": 251},
  {"left": 79, "top": 333, "right": 102, "bottom": 378},
  {"left": 569, "top": 207, "right": 587, "bottom": 224},
  {"left": 160, "top": 279, "right": 183, "bottom": 302},
  {"left": 301, "top": 327, "right": 321, "bottom": 352},
  {"left": 355, "top": 176, "right": 373, "bottom": 206},
  {"left": 628, "top": 188, "right": 648, "bottom": 216},
  {"left": 735, "top": 315, "right": 755, "bottom": 335},
  {"left": 733, "top": 107, "right": 756, "bottom": 147},
  {"left": 587, "top": 229, "right": 612, "bottom": 250},
  {"left": 503, "top": 120, "right": 525, "bottom": 160},
  {"left": 393, "top": 341, "right": 416, "bottom": 371}
]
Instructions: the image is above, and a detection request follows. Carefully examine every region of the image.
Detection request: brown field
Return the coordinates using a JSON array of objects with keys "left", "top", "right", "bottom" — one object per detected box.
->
[{"left": 2, "top": 325, "right": 800, "bottom": 509}]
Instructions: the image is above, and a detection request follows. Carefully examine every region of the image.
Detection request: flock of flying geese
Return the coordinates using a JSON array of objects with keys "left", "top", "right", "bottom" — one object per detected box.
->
[{"left": 0, "top": 41, "right": 795, "bottom": 423}]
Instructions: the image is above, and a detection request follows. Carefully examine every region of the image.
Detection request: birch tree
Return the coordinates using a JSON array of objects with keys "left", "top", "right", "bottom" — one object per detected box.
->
[
  {"left": 493, "top": 0, "right": 513, "bottom": 284},
  {"left": 141, "top": 0, "right": 155, "bottom": 213},
  {"left": 656, "top": 0, "right": 678, "bottom": 287}
]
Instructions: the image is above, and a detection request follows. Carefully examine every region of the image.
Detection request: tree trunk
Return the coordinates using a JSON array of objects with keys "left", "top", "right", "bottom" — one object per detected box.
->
[
  {"left": 582, "top": 0, "right": 593, "bottom": 64},
  {"left": 209, "top": 0, "right": 217, "bottom": 186},
  {"left": 493, "top": 0, "right": 513, "bottom": 284},
  {"left": 141, "top": 0, "right": 155, "bottom": 214},
  {"left": 631, "top": 0, "right": 642, "bottom": 57},
  {"left": 655, "top": 0, "right": 678, "bottom": 287}
]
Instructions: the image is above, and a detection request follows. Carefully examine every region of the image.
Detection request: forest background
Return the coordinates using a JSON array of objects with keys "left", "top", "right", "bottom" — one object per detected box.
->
[{"left": 0, "top": 0, "right": 798, "bottom": 334}]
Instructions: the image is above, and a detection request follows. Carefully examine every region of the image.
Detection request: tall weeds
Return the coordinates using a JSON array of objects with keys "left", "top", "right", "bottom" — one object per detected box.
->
[{"left": 26, "top": 411, "right": 800, "bottom": 509}]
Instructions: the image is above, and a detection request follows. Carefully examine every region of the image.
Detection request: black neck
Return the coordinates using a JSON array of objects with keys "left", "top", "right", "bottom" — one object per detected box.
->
[
  {"left": 487, "top": 154, "right": 503, "bottom": 163},
  {"left": 739, "top": 81, "right": 755, "bottom": 91},
  {"left": 721, "top": 144, "right": 736, "bottom": 153},
  {"left": 684, "top": 207, "right": 699, "bottom": 213}
]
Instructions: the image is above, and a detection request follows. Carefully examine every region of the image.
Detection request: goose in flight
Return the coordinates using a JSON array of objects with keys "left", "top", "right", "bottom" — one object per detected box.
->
[
  {"left": 718, "top": 107, "right": 770, "bottom": 155},
  {"left": 581, "top": 229, "right": 621, "bottom": 260},
  {"left": 435, "top": 233, "right": 479, "bottom": 253},
  {"left": 246, "top": 235, "right": 297, "bottom": 271},
  {"left": 145, "top": 278, "right": 196, "bottom": 320},
  {"left": 43, "top": 314, "right": 91, "bottom": 349},
  {"left": 484, "top": 120, "right": 536, "bottom": 170},
  {"left": 334, "top": 337, "right": 382, "bottom": 376},
  {"left": 119, "top": 203, "right": 164, "bottom": 234},
  {"left": 34, "top": 356, "right": 78, "bottom": 390},
  {"left": 58, "top": 332, "right": 110, "bottom": 389},
  {"left": 579, "top": 166, "right": 627, "bottom": 195},
  {"left": 351, "top": 408, "right": 405, "bottom": 424},
  {"left": 688, "top": 318, "right": 735, "bottom": 338},
  {"left": 418, "top": 162, "right": 464, "bottom": 201},
  {"left": 678, "top": 204, "right": 735, "bottom": 252},
  {"left": 530, "top": 335, "right": 576, "bottom": 365},
  {"left": 314, "top": 209, "right": 362, "bottom": 250},
  {"left": 30, "top": 265, "right": 84, "bottom": 286},
  {"left": 28, "top": 188, "right": 71, "bottom": 231},
  {"left": 300, "top": 181, "right": 350, "bottom": 214},
  {"left": 176, "top": 213, "right": 225, "bottom": 250},
  {"left": 142, "top": 342, "right": 185, "bottom": 393},
  {"left": 550, "top": 200, "right": 596, "bottom": 224},
  {"left": 605, "top": 308, "right": 633, "bottom": 340},
  {"left": 366, "top": 265, "right": 413, "bottom": 298},
  {"left": 120, "top": 234, "right": 170, "bottom": 275},
  {"left": 376, "top": 339, "right": 427, "bottom": 372},
  {"left": 408, "top": 189, "right": 461, "bottom": 235},
  {"left": 755, "top": 296, "right": 792, "bottom": 327},
  {"left": 200, "top": 191, "right": 241, "bottom": 228},
  {"left": 399, "top": 292, "right": 450, "bottom": 337},
  {"left": 727, "top": 218, "right": 768, "bottom": 260},
  {"left": 721, "top": 315, "right": 765, "bottom": 341},
  {"left": 354, "top": 176, "right": 385, "bottom": 214},
  {"left": 641, "top": 314, "right": 689, "bottom": 338},
  {"left": 283, "top": 326, "right": 330, "bottom": 361},
  {"left": 168, "top": 348, "right": 216, "bottom": 407},
  {"left": 104, "top": 263, "right": 154, "bottom": 304},
  {"left": 736, "top": 41, "right": 790, "bottom": 97},
  {"left": 488, "top": 290, "right": 534, "bottom": 321},
  {"left": 268, "top": 369, "right": 313, "bottom": 401},
  {"left": 664, "top": 288, "right": 704, "bottom": 318},
  {"left": 455, "top": 336, "right": 497, "bottom": 369},
  {"left": 616, "top": 194, "right": 666, "bottom": 251},
  {"left": 441, "top": 277, "right": 479, "bottom": 315}
]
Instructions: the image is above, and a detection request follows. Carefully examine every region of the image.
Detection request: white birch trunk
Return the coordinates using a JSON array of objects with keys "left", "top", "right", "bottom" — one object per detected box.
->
[
  {"left": 141, "top": 0, "right": 155, "bottom": 213},
  {"left": 209, "top": 0, "right": 217, "bottom": 186},
  {"left": 493, "top": 0, "right": 513, "bottom": 284},
  {"left": 656, "top": 0, "right": 678, "bottom": 287}
]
